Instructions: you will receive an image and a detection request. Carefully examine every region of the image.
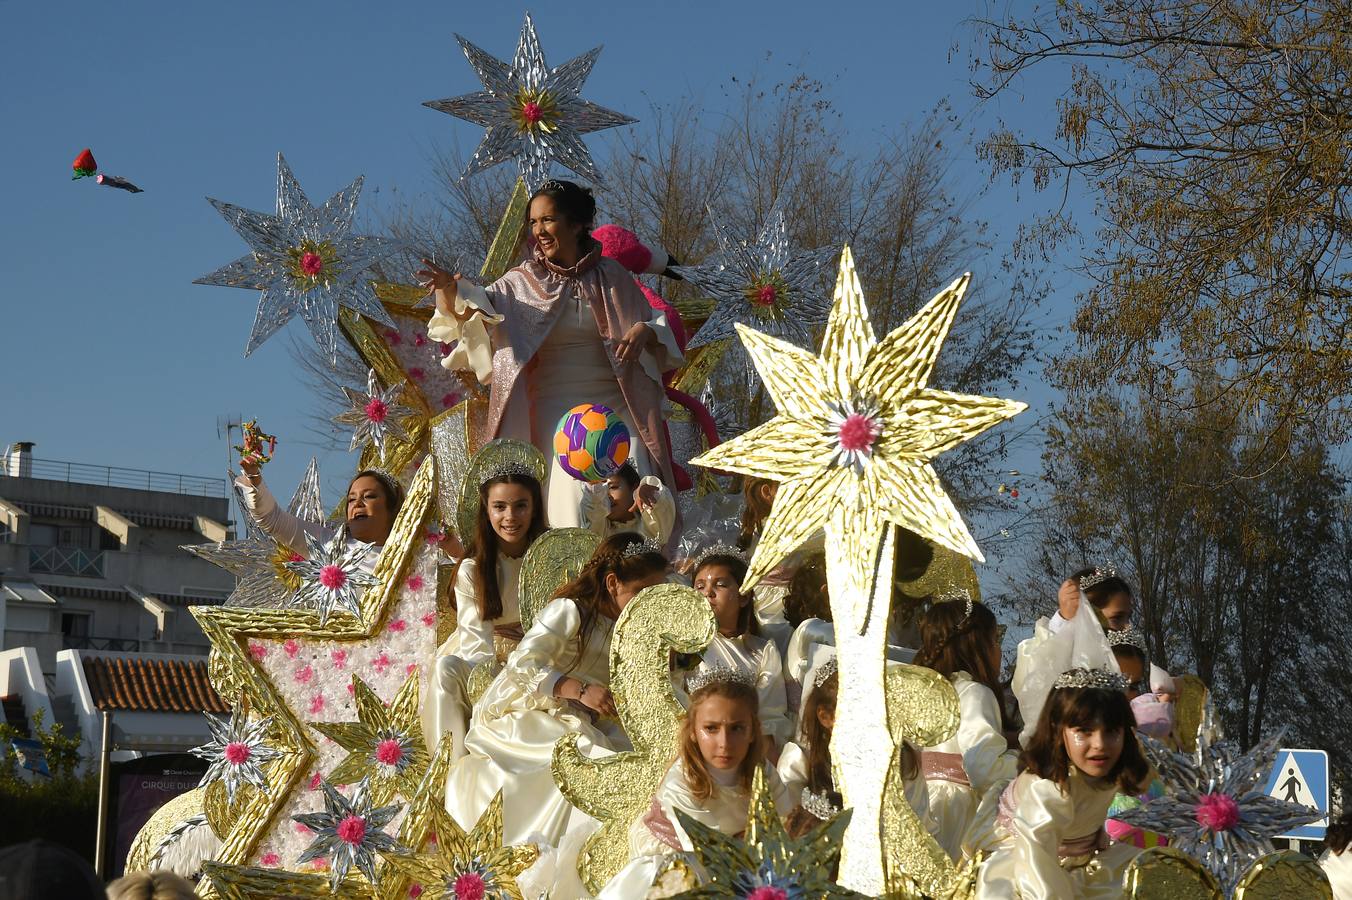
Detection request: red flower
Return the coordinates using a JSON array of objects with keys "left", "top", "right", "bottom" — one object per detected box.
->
[
  {"left": 336, "top": 815, "right": 367, "bottom": 846},
  {"left": 319, "top": 565, "right": 348, "bottom": 590},
  {"left": 375, "top": 739, "right": 404, "bottom": 766},
  {"left": 224, "top": 742, "right": 251, "bottom": 765},
  {"left": 300, "top": 252, "right": 324, "bottom": 276},
  {"left": 521, "top": 101, "right": 543, "bottom": 124}
]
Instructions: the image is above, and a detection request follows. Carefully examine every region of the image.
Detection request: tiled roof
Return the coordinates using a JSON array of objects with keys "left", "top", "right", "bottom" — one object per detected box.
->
[{"left": 81, "top": 655, "right": 228, "bottom": 714}]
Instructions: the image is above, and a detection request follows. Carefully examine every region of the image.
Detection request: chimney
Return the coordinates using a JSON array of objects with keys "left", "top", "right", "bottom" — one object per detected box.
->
[{"left": 5, "top": 442, "right": 34, "bottom": 478}]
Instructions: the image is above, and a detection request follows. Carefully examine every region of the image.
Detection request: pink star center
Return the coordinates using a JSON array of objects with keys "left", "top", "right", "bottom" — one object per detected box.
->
[
  {"left": 1195, "top": 792, "right": 1241, "bottom": 831},
  {"left": 521, "top": 101, "right": 543, "bottom": 124},
  {"left": 375, "top": 739, "right": 404, "bottom": 766},
  {"left": 453, "top": 872, "right": 487, "bottom": 900},
  {"left": 364, "top": 397, "right": 389, "bottom": 424},
  {"left": 754, "top": 284, "right": 778, "bottom": 306},
  {"left": 224, "top": 741, "right": 251, "bottom": 765},
  {"left": 837, "top": 412, "right": 882, "bottom": 454},
  {"left": 300, "top": 252, "right": 324, "bottom": 276},
  {"left": 319, "top": 565, "right": 348, "bottom": 590},
  {"left": 336, "top": 815, "right": 367, "bottom": 846},
  {"left": 746, "top": 888, "right": 787, "bottom": 900}
]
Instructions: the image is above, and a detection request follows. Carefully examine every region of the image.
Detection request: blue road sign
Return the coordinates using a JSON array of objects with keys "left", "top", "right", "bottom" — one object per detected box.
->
[{"left": 1263, "top": 748, "right": 1329, "bottom": 841}]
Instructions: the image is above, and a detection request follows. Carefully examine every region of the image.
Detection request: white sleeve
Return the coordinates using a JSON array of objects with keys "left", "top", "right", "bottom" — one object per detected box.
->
[
  {"left": 503, "top": 597, "right": 582, "bottom": 700},
  {"left": 579, "top": 482, "right": 610, "bottom": 536},
  {"left": 754, "top": 640, "right": 794, "bottom": 747},
  {"left": 637, "top": 310, "right": 684, "bottom": 383},
  {"left": 1047, "top": 611, "right": 1067, "bottom": 634},
  {"left": 233, "top": 474, "right": 327, "bottom": 557},
  {"left": 638, "top": 476, "right": 676, "bottom": 545},
  {"left": 953, "top": 679, "right": 1019, "bottom": 794},
  {"left": 448, "top": 560, "right": 494, "bottom": 668},
  {"left": 427, "top": 281, "right": 504, "bottom": 384}
]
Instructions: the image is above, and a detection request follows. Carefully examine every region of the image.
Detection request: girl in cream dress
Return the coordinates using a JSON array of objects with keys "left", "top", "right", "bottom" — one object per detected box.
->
[
  {"left": 976, "top": 669, "right": 1150, "bottom": 899},
  {"left": 429, "top": 460, "right": 546, "bottom": 760},
  {"left": 912, "top": 595, "right": 1019, "bottom": 861},
  {"left": 673, "top": 550, "right": 793, "bottom": 754},
  {"left": 443, "top": 533, "right": 668, "bottom": 855},
  {"left": 599, "top": 669, "right": 793, "bottom": 898}
]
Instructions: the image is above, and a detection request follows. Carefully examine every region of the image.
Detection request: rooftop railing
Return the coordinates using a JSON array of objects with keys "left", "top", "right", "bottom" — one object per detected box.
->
[{"left": 2, "top": 457, "right": 226, "bottom": 498}]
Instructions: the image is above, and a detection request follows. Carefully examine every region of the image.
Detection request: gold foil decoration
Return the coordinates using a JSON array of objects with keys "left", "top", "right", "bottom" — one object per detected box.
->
[
  {"left": 431, "top": 402, "right": 473, "bottom": 535},
  {"left": 691, "top": 249, "right": 1026, "bottom": 892},
  {"left": 550, "top": 583, "right": 715, "bottom": 893},
  {"left": 204, "top": 779, "right": 259, "bottom": 841},
  {"left": 189, "top": 459, "right": 435, "bottom": 900},
  {"left": 518, "top": 527, "right": 602, "bottom": 632},
  {"left": 671, "top": 339, "right": 731, "bottom": 397},
  {"left": 208, "top": 645, "right": 243, "bottom": 705},
  {"left": 672, "top": 766, "right": 864, "bottom": 898},
  {"left": 1172, "top": 674, "right": 1209, "bottom": 754},
  {"left": 437, "top": 560, "right": 458, "bottom": 648},
  {"left": 895, "top": 541, "right": 980, "bottom": 604},
  {"left": 880, "top": 662, "right": 970, "bottom": 899},
  {"left": 1234, "top": 851, "right": 1333, "bottom": 899},
  {"left": 481, "top": 179, "right": 530, "bottom": 283},
  {"left": 1126, "top": 847, "right": 1222, "bottom": 898},
  {"left": 310, "top": 672, "right": 430, "bottom": 808},
  {"left": 201, "top": 863, "right": 375, "bottom": 900},
  {"left": 455, "top": 438, "right": 549, "bottom": 546},
  {"left": 126, "top": 786, "right": 207, "bottom": 873}
]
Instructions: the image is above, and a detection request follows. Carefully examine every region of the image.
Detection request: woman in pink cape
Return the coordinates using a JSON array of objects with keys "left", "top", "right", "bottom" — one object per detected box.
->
[{"left": 417, "top": 180, "right": 683, "bottom": 529}]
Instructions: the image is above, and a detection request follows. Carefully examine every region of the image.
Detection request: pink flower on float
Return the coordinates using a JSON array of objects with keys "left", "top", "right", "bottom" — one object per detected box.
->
[
  {"left": 441, "top": 392, "right": 461, "bottom": 408},
  {"left": 421, "top": 612, "right": 437, "bottom": 628},
  {"left": 260, "top": 851, "right": 281, "bottom": 867},
  {"left": 295, "top": 821, "right": 312, "bottom": 835},
  {"left": 389, "top": 618, "right": 407, "bottom": 633},
  {"left": 346, "top": 683, "right": 356, "bottom": 695},
  {"left": 300, "top": 252, "right": 324, "bottom": 276},
  {"left": 453, "top": 872, "right": 487, "bottom": 900},
  {"left": 406, "top": 574, "right": 425, "bottom": 592},
  {"left": 425, "top": 528, "right": 444, "bottom": 545},
  {"left": 364, "top": 397, "right": 389, "bottom": 424},
  {"left": 413, "top": 333, "right": 427, "bottom": 347},
  {"left": 373, "top": 652, "right": 392, "bottom": 674},
  {"left": 1195, "top": 792, "right": 1241, "bottom": 831},
  {"left": 331, "top": 649, "right": 348, "bottom": 668},
  {"left": 284, "top": 639, "right": 300, "bottom": 658},
  {"left": 521, "top": 101, "right": 543, "bottom": 124},
  {"left": 336, "top": 815, "right": 367, "bottom": 846},
  {"left": 754, "top": 284, "right": 778, "bottom": 307},
  {"left": 248, "top": 642, "right": 267, "bottom": 661},
  {"left": 409, "top": 885, "right": 424, "bottom": 899},
  {"left": 309, "top": 856, "right": 329, "bottom": 871},
  {"left": 309, "top": 693, "right": 325, "bottom": 715},
  {"left": 408, "top": 367, "right": 425, "bottom": 382},
  {"left": 319, "top": 565, "right": 348, "bottom": 590},
  {"left": 289, "top": 552, "right": 304, "bottom": 563},
  {"left": 295, "top": 664, "right": 314, "bottom": 685},
  {"left": 439, "top": 342, "right": 452, "bottom": 357},
  {"left": 827, "top": 397, "right": 885, "bottom": 473},
  {"left": 224, "top": 742, "right": 251, "bottom": 765},
  {"left": 386, "top": 330, "right": 402, "bottom": 345},
  {"left": 745, "top": 888, "right": 787, "bottom": 900},
  {"left": 309, "top": 771, "right": 324, "bottom": 790},
  {"left": 375, "top": 739, "right": 404, "bottom": 767},
  {"left": 406, "top": 663, "right": 418, "bottom": 676}
]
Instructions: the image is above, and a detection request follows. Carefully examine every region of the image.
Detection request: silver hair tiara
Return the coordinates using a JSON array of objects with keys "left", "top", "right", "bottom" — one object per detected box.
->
[
  {"left": 936, "top": 586, "right": 973, "bottom": 621},
  {"left": 686, "top": 664, "right": 755, "bottom": 695},
  {"left": 358, "top": 467, "right": 403, "bottom": 498},
  {"left": 800, "top": 786, "right": 841, "bottom": 820},
  {"left": 1106, "top": 625, "right": 1147, "bottom": 653},
  {"left": 1079, "top": 565, "right": 1119, "bottom": 591},
  {"left": 621, "top": 537, "right": 664, "bottom": 560},
  {"left": 812, "top": 656, "right": 838, "bottom": 689},
  {"left": 1052, "top": 667, "right": 1129, "bottom": 692},
  {"left": 693, "top": 543, "right": 745, "bottom": 571},
  {"left": 482, "top": 460, "right": 535, "bottom": 484}
]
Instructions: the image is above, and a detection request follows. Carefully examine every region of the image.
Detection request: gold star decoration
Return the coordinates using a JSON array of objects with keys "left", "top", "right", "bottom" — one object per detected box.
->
[
  {"left": 193, "top": 459, "right": 451, "bottom": 900},
  {"left": 671, "top": 766, "right": 863, "bottom": 899},
  {"left": 310, "top": 672, "right": 430, "bottom": 808},
  {"left": 691, "top": 248, "right": 1026, "bottom": 893},
  {"left": 380, "top": 792, "right": 539, "bottom": 900}
]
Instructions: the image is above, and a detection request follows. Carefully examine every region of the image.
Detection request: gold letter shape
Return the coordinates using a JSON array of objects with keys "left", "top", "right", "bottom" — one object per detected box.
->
[
  {"left": 551, "top": 583, "right": 715, "bottom": 893},
  {"left": 692, "top": 248, "right": 1026, "bottom": 892}
]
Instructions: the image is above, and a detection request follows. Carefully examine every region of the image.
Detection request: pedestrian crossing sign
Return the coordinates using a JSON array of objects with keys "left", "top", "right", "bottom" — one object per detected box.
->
[{"left": 1263, "top": 748, "right": 1329, "bottom": 840}]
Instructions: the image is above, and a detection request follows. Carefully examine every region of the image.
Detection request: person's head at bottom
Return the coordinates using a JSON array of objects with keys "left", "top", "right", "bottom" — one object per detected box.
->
[
  {"left": 106, "top": 869, "right": 200, "bottom": 900},
  {"left": 0, "top": 839, "right": 103, "bottom": 900}
]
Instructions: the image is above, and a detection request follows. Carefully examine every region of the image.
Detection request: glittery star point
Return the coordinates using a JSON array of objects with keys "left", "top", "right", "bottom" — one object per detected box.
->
[
  {"left": 189, "top": 707, "right": 283, "bottom": 805},
  {"left": 284, "top": 527, "right": 380, "bottom": 626},
  {"left": 333, "top": 368, "right": 416, "bottom": 462},
  {"left": 292, "top": 777, "right": 406, "bottom": 891},
  {"left": 309, "top": 672, "right": 429, "bottom": 808}
]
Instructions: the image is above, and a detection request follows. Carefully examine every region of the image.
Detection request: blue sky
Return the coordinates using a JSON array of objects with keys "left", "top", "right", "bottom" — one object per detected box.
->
[{"left": 0, "top": 1, "right": 1080, "bottom": 559}]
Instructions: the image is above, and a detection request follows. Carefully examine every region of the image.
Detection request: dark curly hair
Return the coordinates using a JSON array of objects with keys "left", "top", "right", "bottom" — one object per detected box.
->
[
  {"left": 529, "top": 179, "right": 597, "bottom": 233},
  {"left": 1019, "top": 684, "right": 1151, "bottom": 794}
]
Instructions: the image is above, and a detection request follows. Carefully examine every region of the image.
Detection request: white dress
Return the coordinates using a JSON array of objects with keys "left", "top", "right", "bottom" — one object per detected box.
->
[
  {"left": 443, "top": 597, "right": 626, "bottom": 849},
  {"left": 580, "top": 474, "right": 677, "bottom": 546},
  {"left": 598, "top": 760, "right": 793, "bottom": 898},
  {"left": 1322, "top": 848, "right": 1352, "bottom": 900},
  {"left": 921, "top": 671, "right": 1019, "bottom": 861},
  {"left": 427, "top": 555, "right": 523, "bottom": 761},
  {"left": 976, "top": 770, "right": 1140, "bottom": 899},
  {"left": 672, "top": 633, "right": 794, "bottom": 748}
]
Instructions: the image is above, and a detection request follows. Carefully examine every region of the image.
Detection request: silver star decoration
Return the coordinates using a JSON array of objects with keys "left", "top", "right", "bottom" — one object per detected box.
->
[
  {"left": 189, "top": 707, "right": 282, "bottom": 805},
  {"left": 671, "top": 204, "right": 836, "bottom": 352},
  {"left": 292, "top": 777, "right": 405, "bottom": 891},
  {"left": 1113, "top": 701, "right": 1323, "bottom": 896},
  {"left": 183, "top": 459, "right": 325, "bottom": 609},
  {"left": 195, "top": 153, "right": 402, "bottom": 364},
  {"left": 284, "top": 526, "right": 380, "bottom": 625},
  {"left": 332, "top": 368, "right": 415, "bottom": 462},
  {"left": 423, "top": 12, "right": 636, "bottom": 189}
]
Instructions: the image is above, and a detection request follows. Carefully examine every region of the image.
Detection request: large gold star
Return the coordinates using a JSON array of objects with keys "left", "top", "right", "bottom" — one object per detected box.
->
[
  {"left": 311, "top": 672, "right": 430, "bottom": 808},
  {"left": 692, "top": 246, "right": 1026, "bottom": 594},
  {"left": 193, "top": 459, "right": 447, "bottom": 900}
]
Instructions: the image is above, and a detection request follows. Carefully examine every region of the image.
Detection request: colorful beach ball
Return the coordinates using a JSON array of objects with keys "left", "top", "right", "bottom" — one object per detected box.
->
[{"left": 554, "top": 403, "right": 630, "bottom": 482}]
